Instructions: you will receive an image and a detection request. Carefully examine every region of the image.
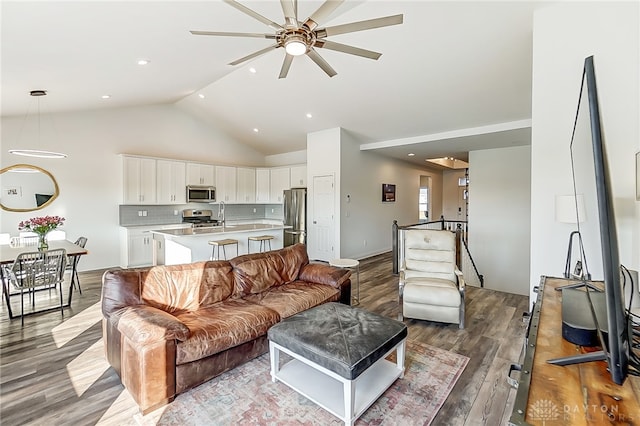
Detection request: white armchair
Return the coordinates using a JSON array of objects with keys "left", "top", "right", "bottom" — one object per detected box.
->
[{"left": 398, "top": 229, "right": 465, "bottom": 328}]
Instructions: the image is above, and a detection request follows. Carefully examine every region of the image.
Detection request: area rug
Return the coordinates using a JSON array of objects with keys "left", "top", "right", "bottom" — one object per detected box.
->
[{"left": 133, "top": 340, "right": 469, "bottom": 426}]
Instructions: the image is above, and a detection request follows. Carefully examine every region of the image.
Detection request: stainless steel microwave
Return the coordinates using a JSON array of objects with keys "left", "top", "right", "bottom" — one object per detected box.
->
[{"left": 186, "top": 185, "right": 216, "bottom": 203}]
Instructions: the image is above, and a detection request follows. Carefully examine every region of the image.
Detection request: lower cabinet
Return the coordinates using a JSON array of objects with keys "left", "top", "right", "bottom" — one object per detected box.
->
[
  {"left": 123, "top": 228, "right": 154, "bottom": 268},
  {"left": 121, "top": 225, "right": 189, "bottom": 268}
]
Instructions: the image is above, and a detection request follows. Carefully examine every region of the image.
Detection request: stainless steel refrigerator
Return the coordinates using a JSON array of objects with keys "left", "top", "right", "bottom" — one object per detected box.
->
[{"left": 283, "top": 188, "right": 307, "bottom": 246}]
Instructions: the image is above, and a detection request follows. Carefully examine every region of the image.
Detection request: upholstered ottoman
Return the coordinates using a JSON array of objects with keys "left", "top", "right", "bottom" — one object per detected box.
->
[{"left": 268, "top": 302, "right": 407, "bottom": 426}]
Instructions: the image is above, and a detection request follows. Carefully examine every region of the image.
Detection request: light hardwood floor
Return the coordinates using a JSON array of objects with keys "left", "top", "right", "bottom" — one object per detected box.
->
[{"left": 0, "top": 253, "right": 529, "bottom": 425}]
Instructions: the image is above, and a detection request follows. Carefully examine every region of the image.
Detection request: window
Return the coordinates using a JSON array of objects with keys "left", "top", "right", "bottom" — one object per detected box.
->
[{"left": 419, "top": 187, "right": 429, "bottom": 221}]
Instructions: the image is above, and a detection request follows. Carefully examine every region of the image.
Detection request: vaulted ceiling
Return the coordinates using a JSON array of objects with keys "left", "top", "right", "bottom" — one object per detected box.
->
[{"left": 1, "top": 1, "right": 540, "bottom": 166}]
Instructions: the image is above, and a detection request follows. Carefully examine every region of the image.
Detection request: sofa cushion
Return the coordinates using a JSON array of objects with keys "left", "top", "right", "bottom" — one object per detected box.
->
[
  {"left": 230, "top": 243, "right": 309, "bottom": 295},
  {"left": 243, "top": 280, "right": 341, "bottom": 319},
  {"left": 112, "top": 305, "right": 191, "bottom": 344},
  {"left": 140, "top": 261, "right": 235, "bottom": 313},
  {"left": 174, "top": 299, "right": 280, "bottom": 364}
]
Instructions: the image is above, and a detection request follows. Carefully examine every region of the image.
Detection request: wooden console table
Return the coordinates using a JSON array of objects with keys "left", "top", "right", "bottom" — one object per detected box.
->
[{"left": 509, "top": 276, "right": 640, "bottom": 425}]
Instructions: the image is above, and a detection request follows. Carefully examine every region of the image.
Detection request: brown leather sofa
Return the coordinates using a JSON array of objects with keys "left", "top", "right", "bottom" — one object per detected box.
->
[{"left": 101, "top": 243, "right": 351, "bottom": 414}]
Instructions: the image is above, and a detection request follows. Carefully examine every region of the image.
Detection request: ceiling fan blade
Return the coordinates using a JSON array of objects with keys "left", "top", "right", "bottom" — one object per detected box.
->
[
  {"left": 314, "top": 40, "right": 381, "bottom": 60},
  {"left": 319, "top": 14, "right": 403, "bottom": 37},
  {"left": 279, "top": 54, "right": 294, "bottom": 79},
  {"left": 304, "top": 0, "right": 345, "bottom": 31},
  {"left": 223, "top": 0, "right": 283, "bottom": 31},
  {"left": 280, "top": 0, "right": 298, "bottom": 28},
  {"left": 229, "top": 44, "right": 279, "bottom": 66},
  {"left": 190, "top": 30, "right": 276, "bottom": 40},
  {"left": 306, "top": 48, "right": 337, "bottom": 77}
]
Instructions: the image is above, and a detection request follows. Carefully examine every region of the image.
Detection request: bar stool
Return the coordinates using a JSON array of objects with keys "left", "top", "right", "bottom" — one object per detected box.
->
[
  {"left": 208, "top": 239, "right": 239, "bottom": 260},
  {"left": 248, "top": 235, "right": 274, "bottom": 253},
  {"left": 329, "top": 258, "right": 360, "bottom": 306}
]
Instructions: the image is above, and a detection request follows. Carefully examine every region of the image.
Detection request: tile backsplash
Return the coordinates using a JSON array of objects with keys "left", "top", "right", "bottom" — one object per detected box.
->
[{"left": 119, "top": 204, "right": 283, "bottom": 226}]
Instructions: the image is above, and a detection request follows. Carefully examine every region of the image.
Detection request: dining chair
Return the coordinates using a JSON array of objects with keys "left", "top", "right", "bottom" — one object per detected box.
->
[
  {"left": 67, "top": 237, "right": 87, "bottom": 294},
  {"left": 4, "top": 249, "right": 67, "bottom": 325}
]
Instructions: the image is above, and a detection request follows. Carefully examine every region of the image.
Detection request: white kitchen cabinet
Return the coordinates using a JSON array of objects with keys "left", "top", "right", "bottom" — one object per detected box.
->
[
  {"left": 236, "top": 167, "right": 256, "bottom": 203},
  {"left": 186, "top": 163, "right": 215, "bottom": 186},
  {"left": 121, "top": 224, "right": 190, "bottom": 268},
  {"left": 215, "top": 165, "right": 237, "bottom": 203},
  {"left": 270, "top": 167, "right": 290, "bottom": 203},
  {"left": 157, "top": 160, "right": 186, "bottom": 204},
  {"left": 126, "top": 228, "right": 154, "bottom": 267},
  {"left": 256, "top": 168, "right": 270, "bottom": 203},
  {"left": 289, "top": 165, "right": 307, "bottom": 188},
  {"left": 123, "top": 156, "right": 157, "bottom": 204}
]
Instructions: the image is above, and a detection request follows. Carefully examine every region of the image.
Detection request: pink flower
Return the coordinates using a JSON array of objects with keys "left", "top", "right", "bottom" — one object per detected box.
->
[{"left": 18, "top": 215, "right": 65, "bottom": 235}]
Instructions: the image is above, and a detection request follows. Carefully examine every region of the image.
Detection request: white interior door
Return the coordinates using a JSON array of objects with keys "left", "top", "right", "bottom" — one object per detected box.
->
[{"left": 310, "top": 174, "right": 335, "bottom": 261}]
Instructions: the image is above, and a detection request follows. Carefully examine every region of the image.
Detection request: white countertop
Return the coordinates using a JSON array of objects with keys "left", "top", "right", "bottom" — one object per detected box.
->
[{"left": 151, "top": 223, "right": 290, "bottom": 237}]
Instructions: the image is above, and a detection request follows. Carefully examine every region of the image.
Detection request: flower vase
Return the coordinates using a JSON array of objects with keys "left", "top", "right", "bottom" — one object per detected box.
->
[{"left": 38, "top": 233, "right": 49, "bottom": 251}]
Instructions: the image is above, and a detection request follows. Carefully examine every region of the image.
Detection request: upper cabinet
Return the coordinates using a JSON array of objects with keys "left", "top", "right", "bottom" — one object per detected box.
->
[
  {"left": 270, "top": 167, "right": 290, "bottom": 203},
  {"left": 121, "top": 155, "right": 306, "bottom": 206},
  {"left": 236, "top": 167, "right": 256, "bottom": 204},
  {"left": 157, "top": 160, "right": 186, "bottom": 204},
  {"left": 186, "top": 163, "right": 215, "bottom": 186},
  {"left": 123, "top": 156, "right": 157, "bottom": 204},
  {"left": 215, "top": 166, "right": 237, "bottom": 203},
  {"left": 255, "top": 168, "right": 270, "bottom": 203},
  {"left": 289, "top": 165, "right": 307, "bottom": 188}
]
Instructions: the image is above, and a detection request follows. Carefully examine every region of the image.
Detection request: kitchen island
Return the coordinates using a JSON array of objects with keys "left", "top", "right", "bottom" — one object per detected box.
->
[{"left": 151, "top": 223, "right": 288, "bottom": 265}]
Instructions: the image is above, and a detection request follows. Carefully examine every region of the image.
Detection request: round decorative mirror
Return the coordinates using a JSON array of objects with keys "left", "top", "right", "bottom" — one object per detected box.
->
[{"left": 0, "top": 164, "right": 60, "bottom": 212}]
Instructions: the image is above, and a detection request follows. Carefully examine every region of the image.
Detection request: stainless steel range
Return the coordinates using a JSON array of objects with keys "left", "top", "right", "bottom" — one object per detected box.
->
[{"left": 182, "top": 209, "right": 220, "bottom": 228}]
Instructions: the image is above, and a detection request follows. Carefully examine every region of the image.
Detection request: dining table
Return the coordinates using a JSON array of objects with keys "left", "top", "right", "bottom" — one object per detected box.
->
[{"left": 0, "top": 239, "right": 89, "bottom": 320}]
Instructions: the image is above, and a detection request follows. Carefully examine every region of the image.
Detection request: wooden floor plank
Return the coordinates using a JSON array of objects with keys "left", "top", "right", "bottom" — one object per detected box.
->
[{"left": 1, "top": 252, "right": 530, "bottom": 425}]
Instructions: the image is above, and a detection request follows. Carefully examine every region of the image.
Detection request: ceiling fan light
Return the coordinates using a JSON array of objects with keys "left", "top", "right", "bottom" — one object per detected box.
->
[{"left": 284, "top": 36, "right": 307, "bottom": 56}]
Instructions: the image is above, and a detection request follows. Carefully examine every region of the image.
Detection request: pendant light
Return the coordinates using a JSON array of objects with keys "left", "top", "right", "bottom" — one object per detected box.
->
[{"left": 8, "top": 90, "right": 67, "bottom": 159}]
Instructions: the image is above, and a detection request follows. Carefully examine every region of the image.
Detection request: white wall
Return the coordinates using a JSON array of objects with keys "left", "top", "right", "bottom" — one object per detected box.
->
[
  {"left": 442, "top": 169, "right": 467, "bottom": 221},
  {"left": 306, "top": 128, "right": 342, "bottom": 260},
  {"left": 339, "top": 130, "right": 444, "bottom": 260},
  {"left": 264, "top": 150, "right": 306, "bottom": 167},
  {"left": 530, "top": 2, "right": 639, "bottom": 302},
  {"left": 469, "top": 146, "right": 531, "bottom": 295},
  {"left": 1, "top": 104, "right": 266, "bottom": 271},
  {"left": 306, "top": 127, "right": 445, "bottom": 261}
]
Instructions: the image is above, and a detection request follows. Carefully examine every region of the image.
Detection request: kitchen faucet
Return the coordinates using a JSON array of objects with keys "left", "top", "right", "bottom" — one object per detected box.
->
[{"left": 218, "top": 201, "right": 225, "bottom": 225}]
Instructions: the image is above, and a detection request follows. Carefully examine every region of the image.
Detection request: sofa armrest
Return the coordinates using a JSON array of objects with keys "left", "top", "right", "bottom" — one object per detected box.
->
[
  {"left": 105, "top": 305, "right": 188, "bottom": 414},
  {"left": 114, "top": 305, "right": 190, "bottom": 344},
  {"left": 298, "top": 263, "right": 351, "bottom": 289}
]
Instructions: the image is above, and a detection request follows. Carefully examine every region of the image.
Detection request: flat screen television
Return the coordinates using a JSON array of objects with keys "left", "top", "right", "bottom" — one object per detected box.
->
[{"left": 548, "top": 55, "right": 630, "bottom": 385}]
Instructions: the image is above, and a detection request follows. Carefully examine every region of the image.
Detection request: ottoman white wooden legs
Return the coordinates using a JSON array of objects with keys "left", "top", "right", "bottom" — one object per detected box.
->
[{"left": 268, "top": 302, "right": 407, "bottom": 425}]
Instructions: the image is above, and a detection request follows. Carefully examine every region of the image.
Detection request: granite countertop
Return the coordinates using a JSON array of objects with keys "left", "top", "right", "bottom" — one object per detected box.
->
[{"left": 151, "top": 223, "right": 290, "bottom": 237}]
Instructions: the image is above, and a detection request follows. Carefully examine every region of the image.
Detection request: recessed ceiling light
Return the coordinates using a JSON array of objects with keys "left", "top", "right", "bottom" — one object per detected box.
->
[
  {"left": 408, "top": 153, "right": 415, "bottom": 157},
  {"left": 198, "top": 93, "right": 205, "bottom": 99},
  {"left": 253, "top": 128, "right": 259, "bottom": 133},
  {"left": 137, "top": 59, "right": 150, "bottom": 66},
  {"left": 249, "top": 67, "right": 257, "bottom": 74},
  {"left": 101, "top": 95, "right": 111, "bottom": 99},
  {"left": 306, "top": 113, "right": 312, "bottom": 118}
]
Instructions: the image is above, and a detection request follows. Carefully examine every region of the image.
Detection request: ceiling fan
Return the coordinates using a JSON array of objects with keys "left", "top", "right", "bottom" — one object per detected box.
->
[{"left": 190, "top": 0, "right": 403, "bottom": 78}]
